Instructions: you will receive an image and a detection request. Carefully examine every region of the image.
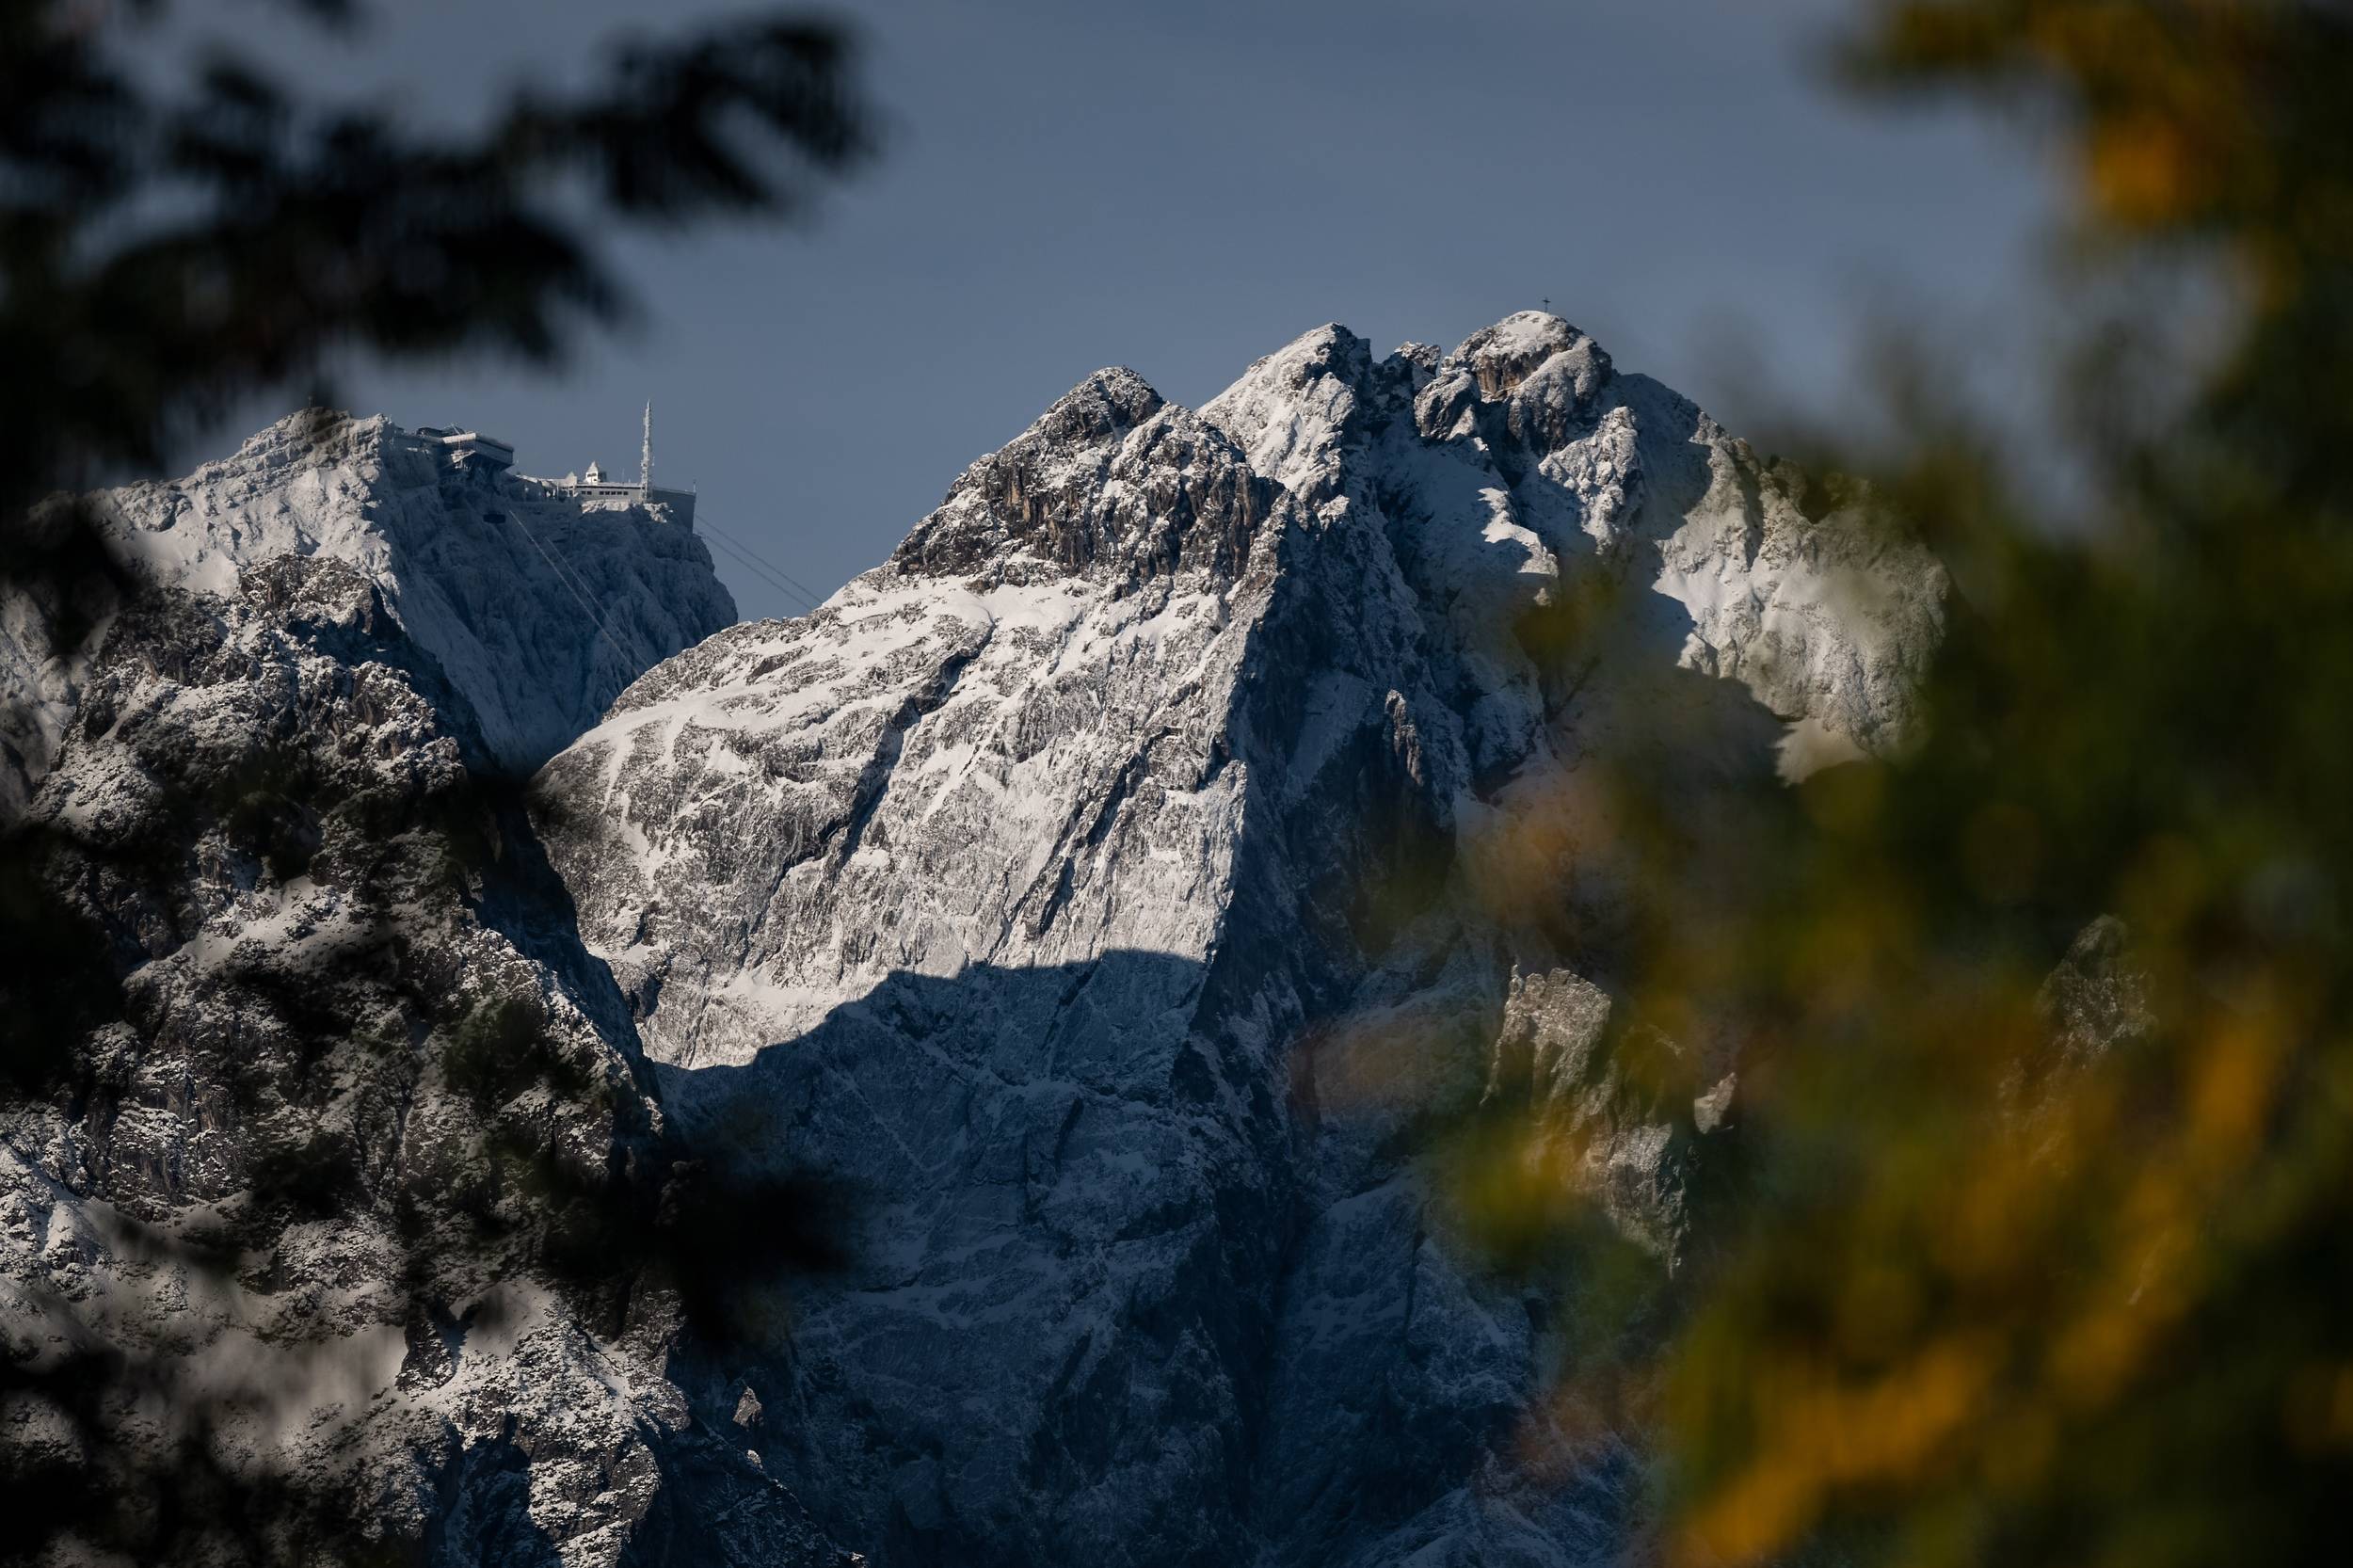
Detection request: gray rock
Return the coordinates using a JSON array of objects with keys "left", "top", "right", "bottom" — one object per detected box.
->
[
  {"left": 0, "top": 449, "right": 830, "bottom": 1564},
  {"left": 2, "top": 312, "right": 1948, "bottom": 1566},
  {"left": 1, "top": 409, "right": 735, "bottom": 817},
  {"left": 534, "top": 313, "right": 1946, "bottom": 1566}
]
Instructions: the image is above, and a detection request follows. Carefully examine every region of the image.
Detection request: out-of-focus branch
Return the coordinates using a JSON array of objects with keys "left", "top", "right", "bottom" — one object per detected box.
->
[{"left": 0, "top": 0, "right": 871, "bottom": 538}]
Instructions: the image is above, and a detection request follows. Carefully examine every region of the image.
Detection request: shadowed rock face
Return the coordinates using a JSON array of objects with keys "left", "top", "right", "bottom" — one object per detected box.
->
[
  {"left": 1, "top": 410, "right": 738, "bottom": 819},
  {"left": 892, "top": 368, "right": 1273, "bottom": 584},
  {"left": 536, "top": 313, "right": 1946, "bottom": 1566},
  {"left": 0, "top": 314, "right": 1943, "bottom": 1566},
  {"left": 0, "top": 428, "right": 842, "bottom": 1565}
]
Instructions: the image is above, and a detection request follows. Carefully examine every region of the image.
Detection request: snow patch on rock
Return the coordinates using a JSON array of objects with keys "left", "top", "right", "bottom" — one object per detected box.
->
[{"left": 534, "top": 312, "right": 1945, "bottom": 1566}]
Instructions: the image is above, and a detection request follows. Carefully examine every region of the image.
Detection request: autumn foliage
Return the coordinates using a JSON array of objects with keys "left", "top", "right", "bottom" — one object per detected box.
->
[{"left": 1466, "top": 5, "right": 2353, "bottom": 1565}]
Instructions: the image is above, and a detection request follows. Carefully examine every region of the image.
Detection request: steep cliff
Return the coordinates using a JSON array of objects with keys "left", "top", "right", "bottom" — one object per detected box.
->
[
  {"left": 0, "top": 418, "right": 828, "bottom": 1565},
  {"left": 1, "top": 315, "right": 1943, "bottom": 1565},
  {"left": 1, "top": 410, "right": 736, "bottom": 818},
  {"left": 535, "top": 313, "right": 1945, "bottom": 1566}
]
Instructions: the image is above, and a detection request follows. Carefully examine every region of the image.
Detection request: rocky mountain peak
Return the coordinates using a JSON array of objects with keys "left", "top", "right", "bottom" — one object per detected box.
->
[
  {"left": 1451, "top": 309, "right": 1609, "bottom": 396},
  {"left": 0, "top": 406, "right": 821, "bottom": 1565},
  {"left": 890, "top": 364, "right": 1277, "bottom": 586},
  {"left": 1037, "top": 363, "right": 1166, "bottom": 440},
  {"left": 1198, "top": 325, "right": 1393, "bottom": 507},
  {"left": 1, "top": 408, "right": 736, "bottom": 814},
  {"left": 4, "top": 309, "right": 1952, "bottom": 1568},
  {"left": 528, "top": 311, "right": 1949, "bottom": 1566},
  {"left": 1413, "top": 312, "right": 1618, "bottom": 455}
]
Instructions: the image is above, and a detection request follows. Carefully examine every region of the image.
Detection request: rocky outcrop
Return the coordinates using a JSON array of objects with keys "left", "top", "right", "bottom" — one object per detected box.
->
[
  {"left": 0, "top": 430, "right": 830, "bottom": 1564},
  {"left": 1, "top": 410, "right": 735, "bottom": 818},
  {"left": 535, "top": 313, "right": 1946, "bottom": 1566},
  {"left": 1, "top": 314, "right": 1945, "bottom": 1566}
]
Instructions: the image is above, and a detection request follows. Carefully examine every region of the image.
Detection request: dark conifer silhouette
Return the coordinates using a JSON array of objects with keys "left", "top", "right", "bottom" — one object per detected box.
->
[
  {"left": 1453, "top": 6, "right": 2353, "bottom": 1566},
  {"left": 0, "top": 4, "right": 871, "bottom": 1561}
]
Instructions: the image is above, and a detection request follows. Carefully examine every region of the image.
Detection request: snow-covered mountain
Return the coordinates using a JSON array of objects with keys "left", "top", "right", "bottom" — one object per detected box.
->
[
  {"left": 533, "top": 313, "right": 1945, "bottom": 1566},
  {"left": 0, "top": 419, "right": 802, "bottom": 1566},
  {"left": 0, "top": 316, "right": 1942, "bottom": 1567},
  {"left": 1, "top": 410, "right": 735, "bottom": 817}
]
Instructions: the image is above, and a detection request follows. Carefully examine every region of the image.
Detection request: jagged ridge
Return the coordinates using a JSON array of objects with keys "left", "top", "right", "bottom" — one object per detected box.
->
[
  {"left": 533, "top": 312, "right": 1945, "bottom": 1567},
  {"left": 1, "top": 411, "right": 737, "bottom": 818}
]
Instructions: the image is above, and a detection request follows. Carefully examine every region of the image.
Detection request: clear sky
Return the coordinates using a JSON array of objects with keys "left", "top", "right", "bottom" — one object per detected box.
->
[{"left": 170, "top": 0, "right": 2055, "bottom": 623}]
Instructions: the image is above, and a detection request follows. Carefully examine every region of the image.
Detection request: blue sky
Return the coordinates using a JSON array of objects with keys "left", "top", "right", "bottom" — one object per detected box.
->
[{"left": 172, "top": 0, "right": 2055, "bottom": 622}]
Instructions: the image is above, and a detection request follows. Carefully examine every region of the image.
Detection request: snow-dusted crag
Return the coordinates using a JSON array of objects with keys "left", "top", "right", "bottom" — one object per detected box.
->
[
  {"left": 0, "top": 319, "right": 1944, "bottom": 1566},
  {"left": 1, "top": 410, "right": 734, "bottom": 817},
  {"left": 536, "top": 313, "right": 1946, "bottom": 1567},
  {"left": 0, "top": 420, "right": 830, "bottom": 1565}
]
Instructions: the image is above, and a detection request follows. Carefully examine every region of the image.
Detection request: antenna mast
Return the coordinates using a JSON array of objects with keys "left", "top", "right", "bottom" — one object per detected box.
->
[{"left": 640, "top": 401, "right": 653, "bottom": 491}]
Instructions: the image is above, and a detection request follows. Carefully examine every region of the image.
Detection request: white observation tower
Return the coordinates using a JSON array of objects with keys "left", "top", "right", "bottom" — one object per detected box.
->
[{"left": 541, "top": 400, "right": 696, "bottom": 526}]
